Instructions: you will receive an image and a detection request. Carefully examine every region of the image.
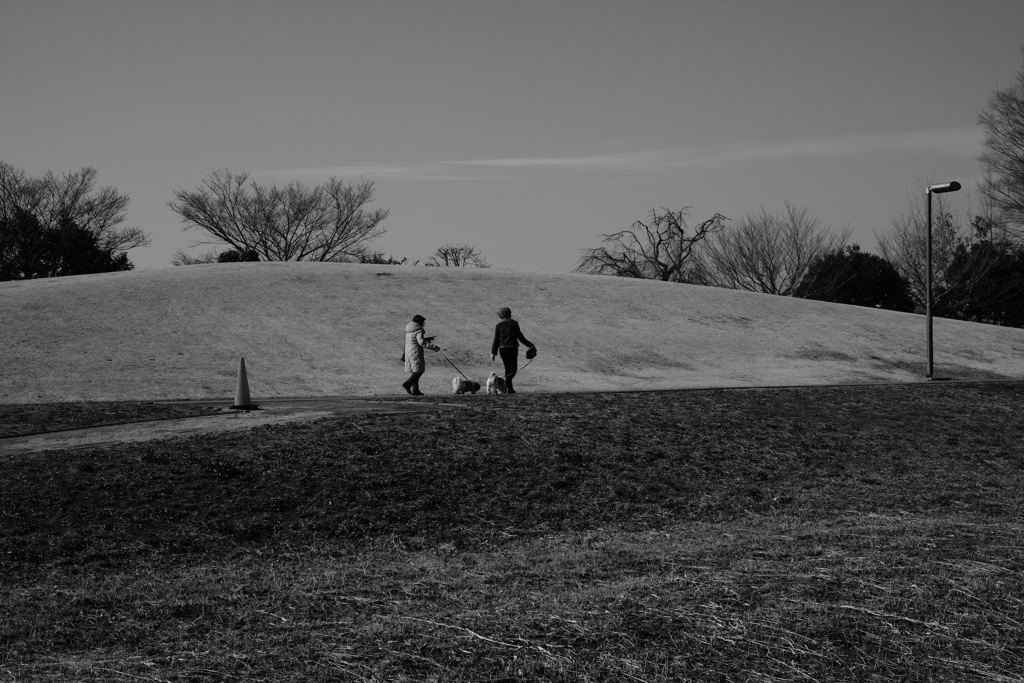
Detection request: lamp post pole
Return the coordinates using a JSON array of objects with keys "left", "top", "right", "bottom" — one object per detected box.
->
[{"left": 925, "top": 181, "right": 961, "bottom": 379}]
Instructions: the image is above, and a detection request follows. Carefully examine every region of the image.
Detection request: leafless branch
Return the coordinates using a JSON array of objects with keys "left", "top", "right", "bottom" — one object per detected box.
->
[
  {"left": 694, "top": 203, "right": 849, "bottom": 296},
  {"left": 427, "top": 243, "right": 490, "bottom": 267},
  {"left": 575, "top": 207, "right": 727, "bottom": 283},
  {"left": 0, "top": 162, "right": 149, "bottom": 252},
  {"left": 978, "top": 47, "right": 1024, "bottom": 236},
  {"left": 168, "top": 171, "right": 389, "bottom": 262}
]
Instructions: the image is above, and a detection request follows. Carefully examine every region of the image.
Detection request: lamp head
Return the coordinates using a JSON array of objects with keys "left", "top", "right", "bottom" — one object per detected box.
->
[{"left": 928, "top": 181, "right": 961, "bottom": 194}]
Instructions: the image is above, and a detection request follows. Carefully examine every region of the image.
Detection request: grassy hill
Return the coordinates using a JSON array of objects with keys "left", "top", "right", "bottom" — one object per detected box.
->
[{"left": 2, "top": 261, "right": 1024, "bottom": 403}]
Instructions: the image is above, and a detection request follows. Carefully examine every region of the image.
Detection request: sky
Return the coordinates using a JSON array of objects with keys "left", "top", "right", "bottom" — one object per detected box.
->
[{"left": 2, "top": 0, "right": 1023, "bottom": 273}]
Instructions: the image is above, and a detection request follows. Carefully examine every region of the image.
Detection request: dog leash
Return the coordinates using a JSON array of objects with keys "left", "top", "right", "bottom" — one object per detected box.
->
[
  {"left": 438, "top": 349, "right": 472, "bottom": 382},
  {"left": 441, "top": 347, "right": 536, "bottom": 382}
]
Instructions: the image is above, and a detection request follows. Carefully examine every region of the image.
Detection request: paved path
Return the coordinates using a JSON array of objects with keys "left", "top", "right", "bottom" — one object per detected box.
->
[
  {"left": 7, "top": 379, "right": 1019, "bottom": 457},
  {"left": 0, "top": 398, "right": 467, "bottom": 456}
]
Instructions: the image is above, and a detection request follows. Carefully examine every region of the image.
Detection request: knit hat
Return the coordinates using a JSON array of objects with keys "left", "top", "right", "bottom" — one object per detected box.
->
[
  {"left": 497, "top": 307, "right": 512, "bottom": 319},
  {"left": 411, "top": 314, "right": 426, "bottom": 324}
]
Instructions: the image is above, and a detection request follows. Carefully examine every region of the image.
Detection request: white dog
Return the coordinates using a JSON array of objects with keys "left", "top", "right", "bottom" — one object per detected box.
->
[
  {"left": 451, "top": 377, "right": 481, "bottom": 395},
  {"left": 486, "top": 372, "right": 506, "bottom": 394}
]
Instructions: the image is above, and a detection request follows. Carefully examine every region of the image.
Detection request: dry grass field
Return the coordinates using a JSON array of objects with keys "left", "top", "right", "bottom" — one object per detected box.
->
[
  {"left": 2, "top": 384, "right": 1023, "bottom": 681},
  {"left": 2, "top": 261, "right": 1024, "bottom": 403},
  {"left": 2, "top": 264, "right": 1023, "bottom": 681}
]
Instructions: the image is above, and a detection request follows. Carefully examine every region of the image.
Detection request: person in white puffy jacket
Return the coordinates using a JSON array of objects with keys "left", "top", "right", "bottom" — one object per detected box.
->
[{"left": 402, "top": 314, "right": 438, "bottom": 395}]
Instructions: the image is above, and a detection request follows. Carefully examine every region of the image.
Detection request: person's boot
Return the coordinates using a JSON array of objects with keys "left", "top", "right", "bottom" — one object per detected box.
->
[
  {"left": 402, "top": 379, "right": 413, "bottom": 395},
  {"left": 411, "top": 383, "right": 424, "bottom": 396},
  {"left": 506, "top": 378, "right": 516, "bottom": 394}
]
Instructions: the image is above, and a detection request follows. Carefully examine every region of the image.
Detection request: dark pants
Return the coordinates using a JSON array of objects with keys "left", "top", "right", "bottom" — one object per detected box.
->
[
  {"left": 498, "top": 347, "right": 518, "bottom": 386},
  {"left": 404, "top": 371, "right": 423, "bottom": 392}
]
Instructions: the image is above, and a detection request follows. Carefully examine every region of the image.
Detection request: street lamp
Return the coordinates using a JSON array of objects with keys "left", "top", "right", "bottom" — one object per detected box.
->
[{"left": 925, "top": 180, "right": 961, "bottom": 379}]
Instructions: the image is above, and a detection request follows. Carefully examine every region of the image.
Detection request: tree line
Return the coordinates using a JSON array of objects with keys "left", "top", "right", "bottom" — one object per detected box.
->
[
  {"left": 0, "top": 164, "right": 487, "bottom": 279},
  {"left": 575, "top": 47, "right": 1024, "bottom": 328},
  {"left": 0, "top": 164, "right": 145, "bottom": 280},
  {"left": 574, "top": 196, "right": 1024, "bottom": 327}
]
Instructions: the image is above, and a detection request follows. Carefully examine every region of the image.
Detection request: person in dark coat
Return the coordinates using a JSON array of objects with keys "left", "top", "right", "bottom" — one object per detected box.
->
[
  {"left": 490, "top": 307, "right": 536, "bottom": 394},
  {"left": 403, "top": 314, "right": 438, "bottom": 395}
]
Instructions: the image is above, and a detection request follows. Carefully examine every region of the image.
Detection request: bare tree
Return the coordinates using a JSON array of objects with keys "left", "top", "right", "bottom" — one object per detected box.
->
[
  {"left": 359, "top": 250, "right": 417, "bottom": 265},
  {"left": 876, "top": 188, "right": 1009, "bottom": 315},
  {"left": 427, "top": 243, "right": 490, "bottom": 268},
  {"left": 693, "top": 203, "right": 849, "bottom": 296},
  {"left": 574, "top": 207, "right": 728, "bottom": 282},
  {"left": 168, "top": 170, "right": 390, "bottom": 262},
  {"left": 171, "top": 249, "right": 219, "bottom": 266},
  {"left": 0, "top": 162, "right": 149, "bottom": 252},
  {"left": 978, "top": 46, "right": 1024, "bottom": 237},
  {"left": 970, "top": 174, "right": 1016, "bottom": 245},
  {"left": 878, "top": 190, "right": 964, "bottom": 310}
]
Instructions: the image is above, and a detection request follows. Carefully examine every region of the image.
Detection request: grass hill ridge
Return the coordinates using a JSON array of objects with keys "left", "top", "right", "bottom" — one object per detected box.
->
[{"left": 2, "top": 261, "right": 1023, "bottom": 403}]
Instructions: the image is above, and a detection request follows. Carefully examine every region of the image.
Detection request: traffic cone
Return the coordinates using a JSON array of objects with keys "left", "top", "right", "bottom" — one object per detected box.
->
[{"left": 230, "top": 357, "right": 259, "bottom": 409}]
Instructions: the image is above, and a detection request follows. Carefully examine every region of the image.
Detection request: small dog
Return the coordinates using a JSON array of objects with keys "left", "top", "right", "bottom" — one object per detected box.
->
[
  {"left": 486, "top": 372, "right": 506, "bottom": 394},
  {"left": 451, "top": 377, "right": 481, "bottom": 395}
]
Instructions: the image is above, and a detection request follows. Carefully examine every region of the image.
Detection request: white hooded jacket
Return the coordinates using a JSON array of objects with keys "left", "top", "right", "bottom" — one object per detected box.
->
[{"left": 404, "top": 321, "right": 434, "bottom": 373}]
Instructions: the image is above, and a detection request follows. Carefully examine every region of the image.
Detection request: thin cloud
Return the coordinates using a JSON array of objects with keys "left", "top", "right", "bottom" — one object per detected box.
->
[
  {"left": 447, "top": 150, "right": 669, "bottom": 169},
  {"left": 268, "top": 153, "right": 667, "bottom": 179},
  {"left": 704, "top": 127, "right": 983, "bottom": 165},
  {"left": 270, "top": 127, "right": 983, "bottom": 180},
  {"left": 269, "top": 163, "right": 477, "bottom": 180}
]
